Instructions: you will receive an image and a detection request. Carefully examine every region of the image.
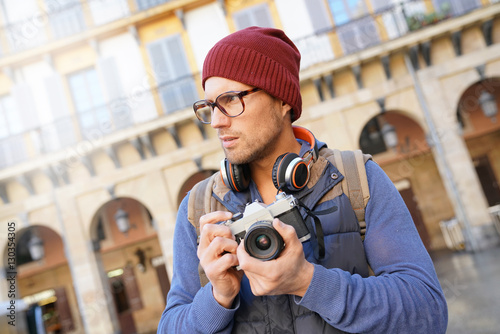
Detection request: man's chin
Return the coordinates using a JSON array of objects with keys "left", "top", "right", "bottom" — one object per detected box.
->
[{"left": 224, "top": 152, "right": 248, "bottom": 166}]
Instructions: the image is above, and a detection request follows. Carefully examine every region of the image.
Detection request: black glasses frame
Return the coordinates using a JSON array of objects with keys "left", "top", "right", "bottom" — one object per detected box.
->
[{"left": 193, "top": 87, "right": 261, "bottom": 124}]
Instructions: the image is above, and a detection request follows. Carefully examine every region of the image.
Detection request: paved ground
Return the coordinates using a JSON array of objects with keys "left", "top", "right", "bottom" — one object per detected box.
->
[{"left": 430, "top": 246, "right": 500, "bottom": 334}]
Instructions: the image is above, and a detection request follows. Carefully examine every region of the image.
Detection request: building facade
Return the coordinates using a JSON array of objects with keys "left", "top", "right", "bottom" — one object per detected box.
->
[{"left": 0, "top": 0, "right": 499, "bottom": 333}]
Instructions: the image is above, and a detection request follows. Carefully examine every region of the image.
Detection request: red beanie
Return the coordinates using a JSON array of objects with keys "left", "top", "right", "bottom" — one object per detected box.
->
[{"left": 202, "top": 26, "right": 302, "bottom": 122}]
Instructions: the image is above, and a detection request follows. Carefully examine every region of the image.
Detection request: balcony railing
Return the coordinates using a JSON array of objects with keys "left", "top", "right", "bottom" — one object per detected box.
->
[
  {"left": 294, "top": 0, "right": 487, "bottom": 70},
  {"left": 0, "top": 74, "right": 199, "bottom": 169},
  {"left": 48, "top": 1, "right": 87, "bottom": 40},
  {"left": 0, "top": 0, "right": 491, "bottom": 59},
  {"left": 0, "top": 0, "right": 494, "bottom": 169},
  {"left": 136, "top": 0, "right": 172, "bottom": 11},
  {"left": 0, "top": 0, "right": 168, "bottom": 57}
]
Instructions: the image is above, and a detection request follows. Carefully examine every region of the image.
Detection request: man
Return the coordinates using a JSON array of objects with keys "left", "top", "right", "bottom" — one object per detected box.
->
[{"left": 158, "top": 26, "right": 447, "bottom": 333}]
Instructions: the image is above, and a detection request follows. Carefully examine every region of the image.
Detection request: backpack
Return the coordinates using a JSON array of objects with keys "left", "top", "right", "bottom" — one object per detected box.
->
[{"left": 187, "top": 149, "right": 372, "bottom": 286}]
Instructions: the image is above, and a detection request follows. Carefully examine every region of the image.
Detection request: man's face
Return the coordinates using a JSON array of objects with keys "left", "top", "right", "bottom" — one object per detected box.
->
[{"left": 204, "top": 77, "right": 289, "bottom": 165}]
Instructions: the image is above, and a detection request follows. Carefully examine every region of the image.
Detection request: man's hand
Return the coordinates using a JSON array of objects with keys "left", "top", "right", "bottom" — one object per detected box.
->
[
  {"left": 237, "top": 218, "right": 314, "bottom": 297},
  {"left": 198, "top": 211, "right": 243, "bottom": 308}
]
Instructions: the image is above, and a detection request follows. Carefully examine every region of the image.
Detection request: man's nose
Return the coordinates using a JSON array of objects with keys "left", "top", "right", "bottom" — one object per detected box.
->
[{"left": 210, "top": 106, "right": 231, "bottom": 128}]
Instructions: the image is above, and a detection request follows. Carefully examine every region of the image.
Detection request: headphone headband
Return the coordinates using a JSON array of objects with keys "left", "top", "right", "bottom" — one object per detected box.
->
[{"left": 292, "top": 126, "right": 318, "bottom": 162}]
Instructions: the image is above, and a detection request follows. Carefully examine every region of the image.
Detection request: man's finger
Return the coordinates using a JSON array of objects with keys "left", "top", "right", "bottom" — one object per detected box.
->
[
  {"left": 199, "top": 224, "right": 234, "bottom": 249},
  {"left": 199, "top": 211, "right": 233, "bottom": 230},
  {"left": 272, "top": 218, "right": 299, "bottom": 243}
]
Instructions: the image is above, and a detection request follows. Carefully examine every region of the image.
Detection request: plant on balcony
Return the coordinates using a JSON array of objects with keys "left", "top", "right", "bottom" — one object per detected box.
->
[{"left": 406, "top": 2, "right": 452, "bottom": 32}]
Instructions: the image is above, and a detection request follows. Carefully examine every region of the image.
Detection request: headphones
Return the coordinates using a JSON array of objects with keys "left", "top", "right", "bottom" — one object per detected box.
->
[{"left": 220, "top": 126, "right": 318, "bottom": 193}]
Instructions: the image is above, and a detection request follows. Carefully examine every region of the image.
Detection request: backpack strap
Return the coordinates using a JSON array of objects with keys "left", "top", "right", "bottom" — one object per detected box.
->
[
  {"left": 187, "top": 173, "right": 219, "bottom": 287},
  {"left": 187, "top": 174, "right": 218, "bottom": 235},
  {"left": 331, "top": 149, "right": 371, "bottom": 240}
]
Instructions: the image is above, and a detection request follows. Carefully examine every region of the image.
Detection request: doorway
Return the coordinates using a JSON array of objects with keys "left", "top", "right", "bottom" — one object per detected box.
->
[
  {"left": 474, "top": 155, "right": 500, "bottom": 207},
  {"left": 398, "top": 181, "right": 431, "bottom": 250},
  {"left": 108, "top": 265, "right": 143, "bottom": 334}
]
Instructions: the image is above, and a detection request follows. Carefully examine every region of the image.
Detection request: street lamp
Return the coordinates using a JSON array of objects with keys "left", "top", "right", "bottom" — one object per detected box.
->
[
  {"left": 478, "top": 90, "right": 498, "bottom": 122},
  {"left": 28, "top": 232, "right": 44, "bottom": 261},
  {"left": 114, "top": 207, "right": 130, "bottom": 235}
]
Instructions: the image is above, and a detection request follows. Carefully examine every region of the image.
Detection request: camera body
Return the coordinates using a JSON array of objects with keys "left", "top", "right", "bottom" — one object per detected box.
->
[{"left": 221, "top": 193, "right": 310, "bottom": 261}]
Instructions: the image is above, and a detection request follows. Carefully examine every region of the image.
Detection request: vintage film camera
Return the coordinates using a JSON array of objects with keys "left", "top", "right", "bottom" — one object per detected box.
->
[{"left": 221, "top": 193, "right": 310, "bottom": 261}]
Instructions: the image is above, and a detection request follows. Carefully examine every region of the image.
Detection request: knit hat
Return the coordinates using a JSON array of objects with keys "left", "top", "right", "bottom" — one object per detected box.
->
[{"left": 202, "top": 26, "right": 302, "bottom": 122}]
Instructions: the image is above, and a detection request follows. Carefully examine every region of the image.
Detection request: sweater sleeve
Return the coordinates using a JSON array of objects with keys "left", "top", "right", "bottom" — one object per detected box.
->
[
  {"left": 296, "top": 160, "right": 448, "bottom": 333},
  {"left": 157, "top": 194, "right": 239, "bottom": 334}
]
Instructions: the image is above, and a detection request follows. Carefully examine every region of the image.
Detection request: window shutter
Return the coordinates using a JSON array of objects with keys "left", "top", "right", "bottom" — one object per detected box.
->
[
  {"left": 305, "top": 0, "right": 332, "bottom": 33},
  {"left": 97, "top": 57, "right": 132, "bottom": 130},
  {"left": 148, "top": 42, "right": 168, "bottom": 83},
  {"left": 0, "top": 95, "right": 26, "bottom": 165},
  {"left": 253, "top": 5, "right": 274, "bottom": 27},
  {"left": 97, "top": 57, "right": 123, "bottom": 101},
  {"left": 233, "top": 4, "right": 274, "bottom": 30},
  {"left": 165, "top": 37, "right": 190, "bottom": 79},
  {"left": 233, "top": 12, "right": 253, "bottom": 30},
  {"left": 47, "top": 0, "right": 86, "bottom": 39},
  {"left": 12, "top": 83, "right": 39, "bottom": 131},
  {"left": 89, "top": 0, "right": 130, "bottom": 26},
  {"left": 147, "top": 35, "right": 197, "bottom": 113},
  {"left": 45, "top": 74, "right": 71, "bottom": 120},
  {"left": 43, "top": 74, "right": 76, "bottom": 150}
]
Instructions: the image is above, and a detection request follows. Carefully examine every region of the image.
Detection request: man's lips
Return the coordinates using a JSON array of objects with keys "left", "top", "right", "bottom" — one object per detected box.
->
[{"left": 219, "top": 135, "right": 238, "bottom": 148}]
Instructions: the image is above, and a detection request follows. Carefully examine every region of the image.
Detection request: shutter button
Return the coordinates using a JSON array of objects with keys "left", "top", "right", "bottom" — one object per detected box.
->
[{"left": 331, "top": 173, "right": 338, "bottom": 180}]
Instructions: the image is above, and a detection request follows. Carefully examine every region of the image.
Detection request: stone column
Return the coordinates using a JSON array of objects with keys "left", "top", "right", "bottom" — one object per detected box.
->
[
  {"left": 421, "top": 77, "right": 500, "bottom": 250},
  {"left": 129, "top": 169, "right": 178, "bottom": 278},
  {"left": 55, "top": 188, "right": 120, "bottom": 333}
]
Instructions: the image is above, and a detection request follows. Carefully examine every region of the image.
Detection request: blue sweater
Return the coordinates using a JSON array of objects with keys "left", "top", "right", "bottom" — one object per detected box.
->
[{"left": 158, "top": 160, "right": 448, "bottom": 333}]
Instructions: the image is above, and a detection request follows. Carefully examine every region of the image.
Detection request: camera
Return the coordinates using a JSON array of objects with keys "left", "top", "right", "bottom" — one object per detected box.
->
[{"left": 221, "top": 193, "right": 310, "bottom": 261}]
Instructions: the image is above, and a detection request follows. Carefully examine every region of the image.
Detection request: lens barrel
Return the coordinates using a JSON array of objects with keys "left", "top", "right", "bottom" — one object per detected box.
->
[{"left": 244, "top": 221, "right": 284, "bottom": 261}]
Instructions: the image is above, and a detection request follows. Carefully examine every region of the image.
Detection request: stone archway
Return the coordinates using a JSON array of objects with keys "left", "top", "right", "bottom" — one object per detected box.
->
[
  {"left": 2, "top": 225, "right": 80, "bottom": 333},
  {"left": 89, "top": 197, "right": 168, "bottom": 334},
  {"left": 358, "top": 110, "right": 453, "bottom": 250},
  {"left": 457, "top": 78, "right": 500, "bottom": 208},
  {"left": 359, "top": 110, "right": 429, "bottom": 159}
]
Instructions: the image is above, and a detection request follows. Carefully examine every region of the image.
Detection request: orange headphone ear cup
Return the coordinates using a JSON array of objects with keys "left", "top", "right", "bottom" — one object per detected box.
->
[
  {"left": 221, "top": 159, "right": 250, "bottom": 192},
  {"left": 272, "top": 152, "right": 309, "bottom": 192}
]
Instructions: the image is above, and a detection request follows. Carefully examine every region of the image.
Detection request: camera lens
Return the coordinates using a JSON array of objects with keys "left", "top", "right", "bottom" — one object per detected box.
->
[
  {"left": 245, "top": 221, "right": 284, "bottom": 261},
  {"left": 255, "top": 234, "right": 271, "bottom": 250}
]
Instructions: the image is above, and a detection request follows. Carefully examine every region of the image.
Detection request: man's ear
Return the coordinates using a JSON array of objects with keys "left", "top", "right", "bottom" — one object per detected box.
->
[{"left": 281, "top": 101, "right": 292, "bottom": 119}]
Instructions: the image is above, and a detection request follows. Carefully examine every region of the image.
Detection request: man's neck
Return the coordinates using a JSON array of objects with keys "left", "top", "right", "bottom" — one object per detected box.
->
[{"left": 250, "top": 135, "right": 301, "bottom": 205}]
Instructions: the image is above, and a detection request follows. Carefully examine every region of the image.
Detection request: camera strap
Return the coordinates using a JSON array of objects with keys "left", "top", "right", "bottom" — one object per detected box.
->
[{"left": 296, "top": 200, "right": 338, "bottom": 260}]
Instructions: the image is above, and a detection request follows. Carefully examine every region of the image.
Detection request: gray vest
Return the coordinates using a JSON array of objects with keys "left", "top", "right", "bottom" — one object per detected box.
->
[{"left": 223, "top": 149, "right": 369, "bottom": 333}]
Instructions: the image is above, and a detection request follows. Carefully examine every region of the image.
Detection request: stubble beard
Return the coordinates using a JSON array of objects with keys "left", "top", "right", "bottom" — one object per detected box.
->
[
  {"left": 222, "top": 111, "right": 284, "bottom": 165},
  {"left": 223, "top": 137, "right": 278, "bottom": 165}
]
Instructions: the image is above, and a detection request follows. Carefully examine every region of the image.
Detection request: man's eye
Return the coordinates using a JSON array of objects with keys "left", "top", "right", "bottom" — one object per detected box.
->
[{"left": 220, "top": 94, "right": 238, "bottom": 104}]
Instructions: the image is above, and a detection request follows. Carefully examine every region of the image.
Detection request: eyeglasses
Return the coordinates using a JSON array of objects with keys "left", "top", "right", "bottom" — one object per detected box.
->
[{"left": 193, "top": 88, "right": 261, "bottom": 124}]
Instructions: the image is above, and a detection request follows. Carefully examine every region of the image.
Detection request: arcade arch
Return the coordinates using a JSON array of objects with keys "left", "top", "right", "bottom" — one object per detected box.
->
[
  {"left": 89, "top": 197, "right": 169, "bottom": 334},
  {"left": 457, "top": 77, "right": 500, "bottom": 207},
  {"left": 2, "top": 225, "right": 80, "bottom": 333},
  {"left": 358, "top": 110, "right": 451, "bottom": 250}
]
